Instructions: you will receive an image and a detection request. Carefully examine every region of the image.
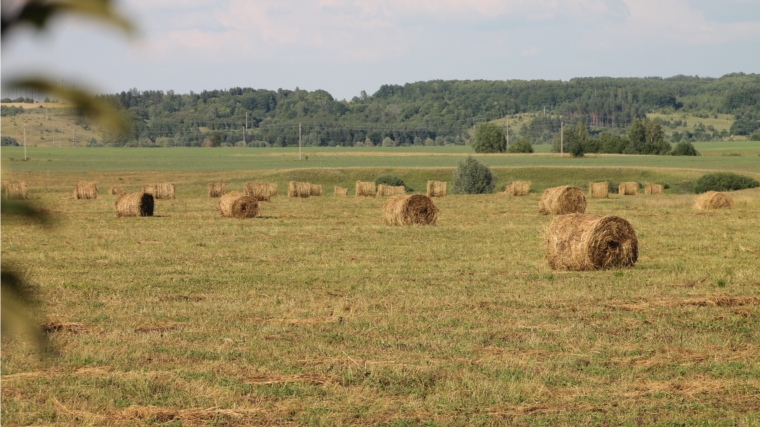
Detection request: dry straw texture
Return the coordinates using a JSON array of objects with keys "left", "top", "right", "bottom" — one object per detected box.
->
[
  {"left": 589, "top": 182, "right": 609, "bottom": 199},
  {"left": 110, "top": 186, "right": 125, "bottom": 196},
  {"left": 3, "top": 182, "right": 28, "bottom": 199},
  {"left": 218, "top": 192, "right": 259, "bottom": 218},
  {"left": 545, "top": 214, "right": 638, "bottom": 271},
  {"left": 426, "top": 180, "right": 447, "bottom": 198},
  {"left": 334, "top": 186, "right": 348, "bottom": 196},
  {"left": 143, "top": 183, "right": 175, "bottom": 200},
  {"left": 74, "top": 181, "right": 98, "bottom": 199},
  {"left": 644, "top": 184, "right": 664, "bottom": 195},
  {"left": 539, "top": 186, "right": 587, "bottom": 215},
  {"left": 355, "top": 181, "right": 377, "bottom": 197},
  {"left": 619, "top": 182, "right": 639, "bottom": 196},
  {"left": 510, "top": 181, "right": 531, "bottom": 196},
  {"left": 694, "top": 191, "right": 734, "bottom": 210},
  {"left": 287, "top": 182, "right": 311, "bottom": 198},
  {"left": 115, "top": 193, "right": 154, "bottom": 217},
  {"left": 245, "top": 182, "right": 277, "bottom": 202},
  {"left": 309, "top": 184, "right": 323, "bottom": 197},
  {"left": 207, "top": 183, "right": 227, "bottom": 198},
  {"left": 383, "top": 194, "right": 438, "bottom": 226},
  {"left": 378, "top": 185, "right": 406, "bottom": 197}
]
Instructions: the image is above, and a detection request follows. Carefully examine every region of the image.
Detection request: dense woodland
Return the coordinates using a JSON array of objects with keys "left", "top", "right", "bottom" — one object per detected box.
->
[{"left": 3, "top": 74, "right": 760, "bottom": 147}]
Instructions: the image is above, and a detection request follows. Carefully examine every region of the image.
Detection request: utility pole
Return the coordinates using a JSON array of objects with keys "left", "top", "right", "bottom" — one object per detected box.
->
[
  {"left": 560, "top": 121, "right": 564, "bottom": 157},
  {"left": 23, "top": 124, "right": 27, "bottom": 160},
  {"left": 244, "top": 112, "right": 247, "bottom": 146},
  {"left": 298, "top": 123, "right": 302, "bottom": 160},
  {"left": 506, "top": 118, "right": 510, "bottom": 148}
]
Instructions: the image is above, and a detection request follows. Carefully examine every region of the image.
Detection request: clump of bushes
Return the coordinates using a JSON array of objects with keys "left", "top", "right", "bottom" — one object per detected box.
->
[
  {"left": 451, "top": 157, "right": 496, "bottom": 194},
  {"left": 694, "top": 172, "right": 759, "bottom": 194},
  {"left": 507, "top": 138, "right": 534, "bottom": 153},
  {"left": 671, "top": 141, "right": 700, "bottom": 156},
  {"left": 375, "top": 174, "right": 413, "bottom": 192},
  {"left": 1, "top": 136, "right": 19, "bottom": 146}
]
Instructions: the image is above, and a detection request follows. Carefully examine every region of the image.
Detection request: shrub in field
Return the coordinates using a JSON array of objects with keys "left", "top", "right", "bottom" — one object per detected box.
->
[
  {"left": 471, "top": 122, "right": 506, "bottom": 153},
  {"left": 671, "top": 141, "right": 700, "bottom": 156},
  {"left": 694, "top": 173, "right": 759, "bottom": 194},
  {"left": 507, "top": 138, "right": 534, "bottom": 153},
  {"left": 382, "top": 137, "right": 395, "bottom": 147},
  {"left": 375, "top": 174, "right": 413, "bottom": 192},
  {"left": 451, "top": 156, "right": 496, "bottom": 194}
]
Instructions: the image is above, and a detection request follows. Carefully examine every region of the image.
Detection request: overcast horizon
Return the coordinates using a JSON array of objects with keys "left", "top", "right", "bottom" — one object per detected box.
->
[{"left": 2, "top": 0, "right": 760, "bottom": 100}]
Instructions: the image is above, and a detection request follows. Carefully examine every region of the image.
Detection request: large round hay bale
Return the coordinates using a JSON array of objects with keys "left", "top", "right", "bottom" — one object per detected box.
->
[
  {"left": 110, "top": 186, "right": 125, "bottom": 196},
  {"left": 644, "top": 184, "right": 664, "bottom": 195},
  {"left": 208, "top": 182, "right": 227, "bottom": 198},
  {"left": 545, "top": 214, "right": 638, "bottom": 271},
  {"left": 334, "top": 186, "right": 348, "bottom": 196},
  {"left": 426, "top": 180, "right": 447, "bottom": 198},
  {"left": 287, "top": 181, "right": 311, "bottom": 198},
  {"left": 218, "top": 191, "right": 259, "bottom": 218},
  {"left": 378, "top": 184, "right": 405, "bottom": 196},
  {"left": 115, "top": 192, "right": 154, "bottom": 217},
  {"left": 538, "top": 186, "right": 587, "bottom": 215},
  {"left": 383, "top": 194, "right": 438, "bottom": 226},
  {"left": 619, "top": 182, "right": 638, "bottom": 196},
  {"left": 356, "top": 181, "right": 376, "bottom": 197},
  {"left": 589, "top": 182, "right": 608, "bottom": 199},
  {"left": 143, "top": 183, "right": 175, "bottom": 199},
  {"left": 510, "top": 181, "right": 531, "bottom": 196},
  {"left": 74, "top": 181, "right": 98, "bottom": 199},
  {"left": 245, "top": 182, "right": 275, "bottom": 201},
  {"left": 3, "top": 182, "right": 28, "bottom": 199},
  {"left": 309, "top": 184, "right": 323, "bottom": 196},
  {"left": 694, "top": 191, "right": 734, "bottom": 210}
]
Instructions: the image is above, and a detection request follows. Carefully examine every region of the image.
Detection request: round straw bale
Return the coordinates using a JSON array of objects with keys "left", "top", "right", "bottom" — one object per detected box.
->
[
  {"left": 115, "top": 192, "right": 154, "bottom": 217},
  {"left": 110, "top": 186, "right": 125, "bottom": 196},
  {"left": 246, "top": 182, "right": 274, "bottom": 201},
  {"left": 383, "top": 194, "right": 438, "bottom": 226},
  {"left": 74, "top": 181, "right": 98, "bottom": 199},
  {"left": 589, "top": 182, "right": 608, "bottom": 199},
  {"left": 544, "top": 214, "right": 638, "bottom": 271},
  {"left": 3, "top": 182, "right": 28, "bottom": 199},
  {"left": 218, "top": 191, "right": 259, "bottom": 218},
  {"left": 510, "top": 181, "right": 531, "bottom": 196},
  {"left": 287, "top": 181, "right": 311, "bottom": 198},
  {"left": 208, "top": 182, "right": 227, "bottom": 198},
  {"left": 426, "top": 180, "right": 447, "bottom": 198},
  {"left": 644, "top": 183, "right": 664, "bottom": 195},
  {"left": 378, "top": 184, "right": 405, "bottom": 196},
  {"left": 310, "top": 184, "right": 323, "bottom": 196},
  {"left": 355, "top": 181, "right": 377, "bottom": 197},
  {"left": 334, "top": 186, "right": 348, "bottom": 196},
  {"left": 538, "top": 186, "right": 587, "bottom": 215},
  {"left": 694, "top": 191, "right": 734, "bottom": 210},
  {"left": 619, "top": 182, "right": 638, "bottom": 196},
  {"left": 143, "top": 183, "right": 175, "bottom": 199}
]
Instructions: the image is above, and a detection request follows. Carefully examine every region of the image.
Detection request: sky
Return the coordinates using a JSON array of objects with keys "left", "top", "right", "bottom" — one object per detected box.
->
[{"left": 2, "top": 0, "right": 760, "bottom": 100}]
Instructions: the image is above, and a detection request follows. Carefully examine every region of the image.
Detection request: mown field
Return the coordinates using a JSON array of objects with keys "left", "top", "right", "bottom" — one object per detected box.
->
[{"left": 2, "top": 149, "right": 760, "bottom": 426}]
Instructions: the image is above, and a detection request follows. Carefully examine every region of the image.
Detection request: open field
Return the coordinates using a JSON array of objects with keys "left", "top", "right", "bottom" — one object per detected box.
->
[
  {"left": 1, "top": 105, "right": 102, "bottom": 148},
  {"left": 647, "top": 112, "right": 737, "bottom": 137},
  {"left": 3, "top": 148, "right": 760, "bottom": 425}
]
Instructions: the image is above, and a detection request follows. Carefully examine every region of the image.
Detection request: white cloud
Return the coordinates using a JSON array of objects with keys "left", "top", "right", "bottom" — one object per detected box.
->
[{"left": 521, "top": 47, "right": 540, "bottom": 56}]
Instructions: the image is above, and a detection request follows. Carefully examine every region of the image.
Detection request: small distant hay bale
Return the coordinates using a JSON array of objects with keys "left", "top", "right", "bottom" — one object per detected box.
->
[
  {"left": 143, "top": 183, "right": 175, "bottom": 200},
  {"left": 3, "top": 182, "right": 28, "bottom": 199},
  {"left": 208, "top": 182, "right": 227, "bottom": 198},
  {"left": 694, "top": 191, "right": 734, "bottom": 210},
  {"left": 378, "top": 184, "right": 405, "bottom": 196},
  {"left": 74, "top": 181, "right": 98, "bottom": 199},
  {"left": 619, "top": 182, "right": 638, "bottom": 196},
  {"left": 110, "top": 186, "right": 125, "bottom": 196},
  {"left": 426, "top": 180, "right": 447, "bottom": 198},
  {"left": 218, "top": 191, "right": 259, "bottom": 218},
  {"left": 287, "top": 181, "right": 311, "bottom": 198},
  {"left": 356, "top": 181, "right": 376, "bottom": 197},
  {"left": 245, "top": 182, "right": 276, "bottom": 202},
  {"left": 383, "top": 194, "right": 438, "bottom": 226},
  {"left": 644, "top": 184, "right": 664, "bottom": 195},
  {"left": 510, "top": 181, "right": 531, "bottom": 196},
  {"left": 539, "top": 186, "right": 587, "bottom": 215},
  {"left": 503, "top": 183, "right": 513, "bottom": 195},
  {"left": 334, "top": 186, "right": 348, "bottom": 196},
  {"left": 115, "top": 192, "right": 154, "bottom": 217},
  {"left": 544, "top": 214, "right": 638, "bottom": 271},
  {"left": 309, "top": 184, "right": 323, "bottom": 196},
  {"left": 589, "top": 182, "right": 608, "bottom": 199}
]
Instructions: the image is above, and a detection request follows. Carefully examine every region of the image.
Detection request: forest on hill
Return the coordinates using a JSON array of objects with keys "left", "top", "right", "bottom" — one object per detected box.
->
[{"left": 3, "top": 74, "right": 760, "bottom": 147}]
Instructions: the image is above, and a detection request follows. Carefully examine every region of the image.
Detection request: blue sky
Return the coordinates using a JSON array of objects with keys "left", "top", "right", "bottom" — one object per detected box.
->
[{"left": 2, "top": 0, "right": 760, "bottom": 100}]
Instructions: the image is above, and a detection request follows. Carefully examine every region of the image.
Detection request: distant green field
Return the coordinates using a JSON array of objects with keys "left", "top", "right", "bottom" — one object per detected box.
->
[{"left": 3, "top": 144, "right": 759, "bottom": 175}]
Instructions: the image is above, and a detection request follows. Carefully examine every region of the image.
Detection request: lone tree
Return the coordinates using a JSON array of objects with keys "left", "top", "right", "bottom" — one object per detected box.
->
[
  {"left": 451, "top": 156, "right": 496, "bottom": 194},
  {"left": 471, "top": 122, "right": 506, "bottom": 153}
]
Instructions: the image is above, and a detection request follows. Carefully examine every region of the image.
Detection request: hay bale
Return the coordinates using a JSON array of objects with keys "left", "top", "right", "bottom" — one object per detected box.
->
[
  {"left": 589, "top": 182, "right": 608, "bottom": 199},
  {"left": 3, "top": 182, "right": 28, "bottom": 199},
  {"left": 378, "top": 184, "right": 406, "bottom": 196},
  {"left": 309, "top": 184, "right": 323, "bottom": 197},
  {"left": 426, "top": 180, "right": 447, "bottom": 198},
  {"left": 218, "top": 191, "right": 259, "bottom": 218},
  {"left": 287, "top": 181, "right": 311, "bottom": 198},
  {"left": 538, "top": 186, "right": 587, "bottom": 215},
  {"left": 544, "top": 214, "right": 638, "bottom": 271},
  {"left": 503, "top": 183, "right": 513, "bottom": 195},
  {"left": 644, "top": 184, "right": 664, "bottom": 195},
  {"left": 355, "top": 181, "right": 376, "bottom": 197},
  {"left": 334, "top": 186, "right": 348, "bottom": 196},
  {"left": 510, "top": 181, "right": 531, "bottom": 196},
  {"left": 74, "top": 181, "right": 98, "bottom": 199},
  {"left": 115, "top": 193, "right": 154, "bottom": 217},
  {"left": 208, "top": 182, "right": 227, "bottom": 198},
  {"left": 245, "top": 182, "right": 276, "bottom": 202},
  {"left": 110, "top": 186, "right": 125, "bottom": 196},
  {"left": 383, "top": 195, "right": 438, "bottom": 226},
  {"left": 619, "top": 182, "right": 638, "bottom": 196},
  {"left": 143, "top": 183, "right": 175, "bottom": 199},
  {"left": 694, "top": 191, "right": 734, "bottom": 210}
]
